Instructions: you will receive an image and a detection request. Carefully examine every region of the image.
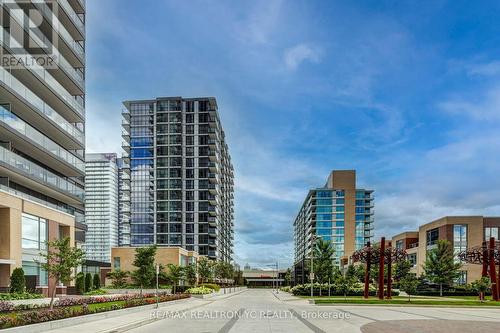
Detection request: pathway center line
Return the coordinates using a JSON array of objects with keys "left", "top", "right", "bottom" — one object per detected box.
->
[{"left": 217, "top": 308, "right": 244, "bottom": 333}]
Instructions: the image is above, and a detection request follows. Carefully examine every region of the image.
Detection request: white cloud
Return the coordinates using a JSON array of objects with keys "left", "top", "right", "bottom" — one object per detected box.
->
[
  {"left": 438, "top": 85, "right": 500, "bottom": 121},
  {"left": 466, "top": 61, "right": 500, "bottom": 76},
  {"left": 283, "top": 43, "right": 322, "bottom": 70}
]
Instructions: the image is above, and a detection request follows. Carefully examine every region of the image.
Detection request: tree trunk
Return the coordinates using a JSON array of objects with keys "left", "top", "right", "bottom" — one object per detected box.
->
[
  {"left": 439, "top": 283, "right": 443, "bottom": 297},
  {"left": 140, "top": 284, "right": 143, "bottom": 297},
  {"left": 49, "top": 280, "right": 58, "bottom": 310}
]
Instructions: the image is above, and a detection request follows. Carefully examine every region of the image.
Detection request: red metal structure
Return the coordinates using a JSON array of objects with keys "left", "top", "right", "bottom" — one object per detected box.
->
[
  {"left": 378, "top": 238, "right": 386, "bottom": 300},
  {"left": 458, "top": 237, "right": 500, "bottom": 301},
  {"left": 352, "top": 237, "right": 407, "bottom": 300}
]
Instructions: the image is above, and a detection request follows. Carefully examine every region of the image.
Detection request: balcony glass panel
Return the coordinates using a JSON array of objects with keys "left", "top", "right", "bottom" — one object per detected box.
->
[
  {"left": 0, "top": 146, "right": 84, "bottom": 200},
  {"left": 0, "top": 106, "right": 84, "bottom": 172},
  {"left": 0, "top": 67, "right": 84, "bottom": 143}
]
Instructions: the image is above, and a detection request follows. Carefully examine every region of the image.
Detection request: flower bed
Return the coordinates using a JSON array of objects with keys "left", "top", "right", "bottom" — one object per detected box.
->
[
  {"left": 0, "top": 293, "right": 190, "bottom": 329},
  {"left": 186, "top": 286, "right": 213, "bottom": 295}
]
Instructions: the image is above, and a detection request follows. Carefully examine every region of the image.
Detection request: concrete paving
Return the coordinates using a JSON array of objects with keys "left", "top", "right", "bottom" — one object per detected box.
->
[{"left": 40, "top": 289, "right": 500, "bottom": 333}]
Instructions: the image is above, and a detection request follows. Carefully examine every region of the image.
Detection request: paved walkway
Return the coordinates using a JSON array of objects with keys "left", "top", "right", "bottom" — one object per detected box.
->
[{"left": 40, "top": 289, "right": 500, "bottom": 333}]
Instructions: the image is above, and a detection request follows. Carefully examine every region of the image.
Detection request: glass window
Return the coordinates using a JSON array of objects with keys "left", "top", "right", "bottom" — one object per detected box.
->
[
  {"left": 485, "top": 227, "right": 499, "bottom": 240},
  {"left": 316, "top": 229, "right": 331, "bottom": 236},
  {"left": 113, "top": 257, "right": 121, "bottom": 270},
  {"left": 454, "top": 224, "right": 467, "bottom": 261},
  {"left": 22, "top": 214, "right": 47, "bottom": 250},
  {"left": 426, "top": 228, "right": 439, "bottom": 247},
  {"left": 316, "top": 191, "right": 332, "bottom": 198}
]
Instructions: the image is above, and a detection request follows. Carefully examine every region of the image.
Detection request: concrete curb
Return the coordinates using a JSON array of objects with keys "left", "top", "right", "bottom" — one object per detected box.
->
[{"left": 0, "top": 297, "right": 192, "bottom": 333}]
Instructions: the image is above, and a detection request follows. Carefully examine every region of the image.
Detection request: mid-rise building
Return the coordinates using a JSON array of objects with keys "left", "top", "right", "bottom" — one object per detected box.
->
[
  {"left": 119, "top": 97, "right": 234, "bottom": 262},
  {"left": 84, "top": 153, "right": 119, "bottom": 263},
  {"left": 0, "top": 0, "right": 85, "bottom": 295},
  {"left": 293, "top": 170, "right": 374, "bottom": 284},
  {"left": 392, "top": 216, "right": 500, "bottom": 284}
]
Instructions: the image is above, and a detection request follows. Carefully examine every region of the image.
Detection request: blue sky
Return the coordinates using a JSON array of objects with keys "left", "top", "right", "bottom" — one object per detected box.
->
[{"left": 85, "top": 0, "right": 500, "bottom": 268}]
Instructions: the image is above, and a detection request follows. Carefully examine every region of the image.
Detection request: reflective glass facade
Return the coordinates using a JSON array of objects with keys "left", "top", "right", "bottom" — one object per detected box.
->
[{"left": 120, "top": 97, "right": 234, "bottom": 262}]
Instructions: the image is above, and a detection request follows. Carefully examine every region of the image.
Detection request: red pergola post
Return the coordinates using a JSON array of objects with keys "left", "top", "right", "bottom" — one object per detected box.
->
[
  {"left": 386, "top": 242, "right": 392, "bottom": 299},
  {"left": 489, "top": 237, "right": 499, "bottom": 301},
  {"left": 363, "top": 242, "right": 371, "bottom": 299},
  {"left": 482, "top": 241, "right": 489, "bottom": 277},
  {"left": 378, "top": 237, "right": 385, "bottom": 300}
]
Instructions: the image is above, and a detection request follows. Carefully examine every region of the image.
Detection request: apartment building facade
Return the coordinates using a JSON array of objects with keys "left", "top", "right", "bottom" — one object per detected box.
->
[
  {"left": 0, "top": 0, "right": 85, "bottom": 294},
  {"left": 84, "top": 153, "right": 119, "bottom": 263},
  {"left": 293, "top": 170, "right": 374, "bottom": 284},
  {"left": 120, "top": 97, "right": 234, "bottom": 262},
  {"left": 392, "top": 216, "right": 500, "bottom": 284}
]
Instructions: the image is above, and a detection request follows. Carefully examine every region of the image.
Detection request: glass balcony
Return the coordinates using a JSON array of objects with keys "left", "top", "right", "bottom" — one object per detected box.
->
[
  {"left": 0, "top": 146, "right": 84, "bottom": 200},
  {"left": 58, "top": 0, "right": 85, "bottom": 35},
  {"left": 7, "top": 1, "right": 85, "bottom": 90},
  {"left": 0, "top": 106, "right": 84, "bottom": 172},
  {"left": 0, "top": 66, "right": 84, "bottom": 144},
  {"left": 0, "top": 32, "right": 84, "bottom": 119},
  {"left": 33, "top": 1, "right": 85, "bottom": 61}
]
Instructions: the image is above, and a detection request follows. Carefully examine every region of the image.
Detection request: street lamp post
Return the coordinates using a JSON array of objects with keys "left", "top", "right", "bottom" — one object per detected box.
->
[
  {"left": 310, "top": 235, "right": 317, "bottom": 297},
  {"left": 155, "top": 263, "right": 159, "bottom": 309}
]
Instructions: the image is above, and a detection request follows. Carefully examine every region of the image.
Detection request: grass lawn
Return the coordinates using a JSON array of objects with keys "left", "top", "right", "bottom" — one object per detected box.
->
[{"left": 313, "top": 297, "right": 500, "bottom": 306}]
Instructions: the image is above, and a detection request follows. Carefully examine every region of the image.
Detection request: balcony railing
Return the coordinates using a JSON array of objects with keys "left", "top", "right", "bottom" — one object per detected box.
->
[
  {"left": 0, "top": 106, "right": 84, "bottom": 172},
  {"left": 33, "top": 0, "right": 84, "bottom": 61},
  {"left": 8, "top": 1, "right": 85, "bottom": 89},
  {"left": 0, "top": 66, "right": 84, "bottom": 144},
  {"left": 0, "top": 146, "right": 84, "bottom": 200},
  {"left": 0, "top": 30, "right": 84, "bottom": 119},
  {"left": 58, "top": 0, "right": 85, "bottom": 35}
]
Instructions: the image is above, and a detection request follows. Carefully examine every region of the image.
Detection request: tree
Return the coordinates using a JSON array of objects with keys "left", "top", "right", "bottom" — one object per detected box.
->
[
  {"left": 394, "top": 260, "right": 412, "bottom": 282},
  {"left": 197, "top": 257, "right": 213, "bottom": 283},
  {"left": 85, "top": 273, "right": 93, "bottom": 292},
  {"left": 400, "top": 274, "right": 419, "bottom": 302},
  {"left": 75, "top": 272, "right": 85, "bottom": 295},
  {"left": 354, "top": 265, "right": 366, "bottom": 283},
  {"left": 184, "top": 263, "right": 197, "bottom": 286},
  {"left": 131, "top": 245, "right": 157, "bottom": 295},
  {"left": 423, "top": 240, "right": 461, "bottom": 296},
  {"left": 284, "top": 268, "right": 292, "bottom": 286},
  {"left": 107, "top": 270, "right": 128, "bottom": 288},
  {"left": 165, "top": 264, "right": 184, "bottom": 293},
  {"left": 213, "top": 261, "right": 225, "bottom": 282},
  {"left": 93, "top": 273, "right": 101, "bottom": 290},
  {"left": 234, "top": 268, "right": 244, "bottom": 286},
  {"left": 336, "top": 275, "right": 357, "bottom": 300},
  {"left": 38, "top": 237, "right": 85, "bottom": 309},
  {"left": 345, "top": 265, "right": 356, "bottom": 280},
  {"left": 472, "top": 277, "right": 491, "bottom": 302},
  {"left": 10, "top": 268, "right": 26, "bottom": 294},
  {"left": 313, "top": 239, "right": 335, "bottom": 295}
]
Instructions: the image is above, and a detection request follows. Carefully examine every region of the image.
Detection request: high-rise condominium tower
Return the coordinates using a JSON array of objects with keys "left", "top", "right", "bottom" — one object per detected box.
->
[
  {"left": 293, "top": 170, "right": 374, "bottom": 284},
  {"left": 84, "top": 153, "right": 119, "bottom": 263},
  {"left": 0, "top": 0, "right": 85, "bottom": 294},
  {"left": 120, "top": 97, "right": 234, "bottom": 262}
]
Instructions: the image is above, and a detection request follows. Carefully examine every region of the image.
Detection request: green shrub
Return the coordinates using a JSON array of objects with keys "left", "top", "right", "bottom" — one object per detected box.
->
[
  {"left": 75, "top": 272, "right": 85, "bottom": 295},
  {"left": 186, "top": 286, "right": 213, "bottom": 295},
  {"left": 0, "top": 292, "right": 42, "bottom": 300},
  {"left": 10, "top": 268, "right": 25, "bottom": 294},
  {"left": 200, "top": 283, "right": 220, "bottom": 292},
  {"left": 280, "top": 286, "right": 291, "bottom": 293},
  {"left": 289, "top": 283, "right": 399, "bottom": 297},
  {"left": 93, "top": 274, "right": 101, "bottom": 290},
  {"left": 85, "top": 273, "right": 93, "bottom": 292},
  {"left": 84, "top": 289, "right": 107, "bottom": 296}
]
